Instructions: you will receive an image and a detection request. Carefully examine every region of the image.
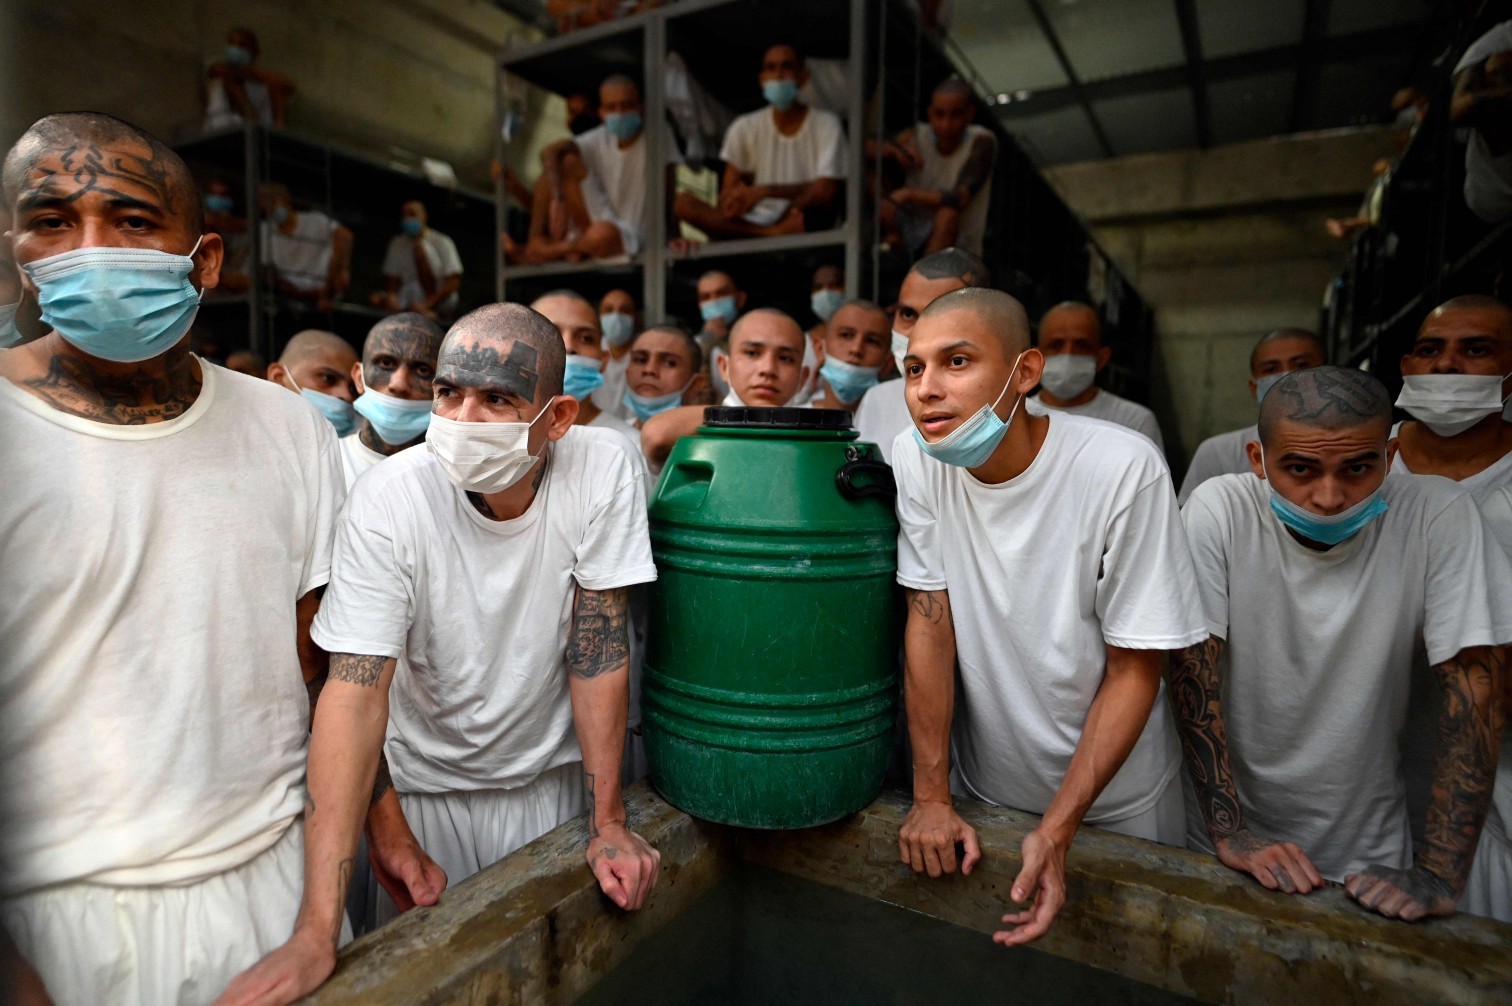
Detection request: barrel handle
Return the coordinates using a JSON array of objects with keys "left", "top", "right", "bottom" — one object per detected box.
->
[{"left": 836, "top": 445, "right": 896, "bottom": 503}]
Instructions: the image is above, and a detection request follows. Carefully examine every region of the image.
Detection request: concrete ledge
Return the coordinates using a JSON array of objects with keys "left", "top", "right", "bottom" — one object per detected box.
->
[
  {"left": 740, "top": 792, "right": 1512, "bottom": 1006},
  {"left": 306, "top": 785, "right": 1512, "bottom": 1005}
]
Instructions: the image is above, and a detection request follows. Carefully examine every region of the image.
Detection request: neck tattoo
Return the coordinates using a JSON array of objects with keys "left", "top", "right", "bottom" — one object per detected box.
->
[{"left": 22, "top": 344, "right": 201, "bottom": 425}]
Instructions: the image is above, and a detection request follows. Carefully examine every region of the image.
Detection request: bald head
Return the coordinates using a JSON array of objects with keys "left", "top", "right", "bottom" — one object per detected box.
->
[
  {"left": 911, "top": 247, "right": 991, "bottom": 289},
  {"left": 1258, "top": 366, "right": 1392, "bottom": 446},
  {"left": 1419, "top": 294, "right": 1512, "bottom": 338},
  {"left": 439, "top": 303, "right": 566, "bottom": 404},
  {"left": 278, "top": 329, "right": 356, "bottom": 368},
  {"left": 731, "top": 308, "right": 805, "bottom": 353},
  {"left": 933, "top": 77, "right": 973, "bottom": 102},
  {"left": 4, "top": 112, "right": 202, "bottom": 233},
  {"left": 921, "top": 287, "right": 1031, "bottom": 358},
  {"left": 1250, "top": 327, "right": 1324, "bottom": 373},
  {"left": 1040, "top": 302, "right": 1101, "bottom": 344}
]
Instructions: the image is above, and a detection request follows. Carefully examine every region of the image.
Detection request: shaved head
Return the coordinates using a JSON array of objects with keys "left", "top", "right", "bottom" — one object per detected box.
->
[
  {"left": 1250, "top": 327, "right": 1324, "bottom": 372},
  {"left": 1258, "top": 366, "right": 1392, "bottom": 446},
  {"left": 633, "top": 324, "right": 703, "bottom": 371},
  {"left": 731, "top": 307, "right": 805, "bottom": 353},
  {"left": 278, "top": 329, "right": 356, "bottom": 368},
  {"left": 4, "top": 112, "right": 202, "bottom": 233},
  {"left": 1040, "top": 301, "right": 1100, "bottom": 343},
  {"left": 363, "top": 312, "right": 443, "bottom": 367},
  {"left": 1421, "top": 294, "right": 1512, "bottom": 334},
  {"left": 921, "top": 287, "right": 1031, "bottom": 358},
  {"left": 932, "top": 77, "right": 973, "bottom": 102},
  {"left": 912, "top": 247, "right": 991, "bottom": 288},
  {"left": 439, "top": 303, "right": 566, "bottom": 404}
]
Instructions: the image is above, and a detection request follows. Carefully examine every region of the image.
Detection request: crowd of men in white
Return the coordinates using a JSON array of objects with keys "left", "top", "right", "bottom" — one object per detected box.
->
[{"left": 0, "top": 110, "right": 1508, "bottom": 1006}]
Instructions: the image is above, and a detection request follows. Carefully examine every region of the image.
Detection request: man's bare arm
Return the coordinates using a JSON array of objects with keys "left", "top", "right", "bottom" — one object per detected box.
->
[
  {"left": 1347, "top": 645, "right": 1506, "bottom": 920},
  {"left": 640, "top": 404, "right": 706, "bottom": 467},
  {"left": 1168, "top": 637, "right": 1321, "bottom": 893},
  {"left": 897, "top": 588, "right": 981, "bottom": 877},
  {"left": 566, "top": 586, "right": 661, "bottom": 911}
]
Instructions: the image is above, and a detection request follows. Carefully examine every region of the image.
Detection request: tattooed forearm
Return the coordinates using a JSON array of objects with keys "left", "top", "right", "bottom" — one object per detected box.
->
[
  {"left": 1418, "top": 645, "right": 1506, "bottom": 891},
  {"left": 329, "top": 652, "right": 388, "bottom": 688},
  {"left": 565, "top": 587, "right": 630, "bottom": 679},
  {"left": 946, "top": 133, "right": 996, "bottom": 207},
  {"left": 21, "top": 345, "right": 201, "bottom": 425},
  {"left": 371, "top": 752, "right": 393, "bottom": 806},
  {"left": 906, "top": 589, "right": 946, "bottom": 625},
  {"left": 1168, "top": 637, "right": 1247, "bottom": 842}
]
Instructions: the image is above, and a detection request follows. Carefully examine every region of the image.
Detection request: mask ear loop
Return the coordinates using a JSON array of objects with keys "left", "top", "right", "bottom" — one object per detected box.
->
[{"left": 990, "top": 351, "right": 1027, "bottom": 425}]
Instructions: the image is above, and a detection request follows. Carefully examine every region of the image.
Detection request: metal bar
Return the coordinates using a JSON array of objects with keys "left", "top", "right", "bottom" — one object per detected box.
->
[
  {"left": 644, "top": 16, "right": 667, "bottom": 322},
  {"left": 243, "top": 124, "right": 264, "bottom": 358},
  {"left": 843, "top": 0, "right": 865, "bottom": 300},
  {"left": 1023, "top": 0, "right": 1114, "bottom": 157},
  {"left": 495, "top": 11, "right": 651, "bottom": 71},
  {"left": 1173, "top": 0, "right": 1210, "bottom": 149},
  {"left": 1288, "top": 0, "right": 1331, "bottom": 134},
  {"left": 672, "top": 229, "right": 852, "bottom": 261}
]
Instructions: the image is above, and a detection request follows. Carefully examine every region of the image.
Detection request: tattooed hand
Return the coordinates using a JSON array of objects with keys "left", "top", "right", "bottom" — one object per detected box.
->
[
  {"left": 587, "top": 821, "right": 661, "bottom": 911},
  {"left": 1215, "top": 829, "right": 1323, "bottom": 895},
  {"left": 1344, "top": 864, "right": 1457, "bottom": 921}
]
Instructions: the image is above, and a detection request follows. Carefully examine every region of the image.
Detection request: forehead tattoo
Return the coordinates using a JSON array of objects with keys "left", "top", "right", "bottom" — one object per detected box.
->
[
  {"left": 17, "top": 141, "right": 177, "bottom": 214},
  {"left": 438, "top": 339, "right": 540, "bottom": 400},
  {"left": 367, "top": 321, "right": 443, "bottom": 365}
]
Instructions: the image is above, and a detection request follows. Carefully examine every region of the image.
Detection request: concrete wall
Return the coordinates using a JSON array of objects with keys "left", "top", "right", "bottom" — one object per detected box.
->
[
  {"left": 1, "top": 0, "right": 563, "bottom": 190},
  {"left": 1045, "top": 128, "right": 1404, "bottom": 475}
]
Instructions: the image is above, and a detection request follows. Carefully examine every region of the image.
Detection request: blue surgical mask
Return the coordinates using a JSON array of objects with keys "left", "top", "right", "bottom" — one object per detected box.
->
[
  {"left": 400, "top": 218, "right": 424, "bottom": 237},
  {"left": 225, "top": 44, "right": 254, "bottom": 68},
  {"left": 204, "top": 193, "right": 235, "bottom": 215},
  {"left": 1254, "top": 373, "right": 1285, "bottom": 404},
  {"left": 24, "top": 238, "right": 204, "bottom": 363},
  {"left": 811, "top": 288, "right": 845, "bottom": 322},
  {"left": 0, "top": 302, "right": 21, "bottom": 349},
  {"left": 700, "top": 296, "right": 738, "bottom": 326},
  {"left": 601, "top": 312, "right": 635, "bottom": 347},
  {"left": 820, "top": 357, "right": 881, "bottom": 404},
  {"left": 271, "top": 205, "right": 290, "bottom": 225},
  {"left": 564, "top": 354, "right": 605, "bottom": 400},
  {"left": 913, "top": 353, "right": 1025, "bottom": 469},
  {"left": 354, "top": 368, "right": 432, "bottom": 445},
  {"left": 1262, "top": 449, "right": 1389, "bottom": 545},
  {"left": 604, "top": 111, "right": 643, "bottom": 141},
  {"left": 623, "top": 378, "right": 693, "bottom": 423},
  {"left": 284, "top": 374, "right": 357, "bottom": 436},
  {"left": 763, "top": 79, "right": 800, "bottom": 111}
]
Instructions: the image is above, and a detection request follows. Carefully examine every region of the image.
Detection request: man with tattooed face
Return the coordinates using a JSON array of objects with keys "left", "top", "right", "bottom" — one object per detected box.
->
[
  {"left": 1176, "top": 367, "right": 1510, "bottom": 922},
  {"left": 222, "top": 303, "right": 661, "bottom": 1005},
  {"left": 0, "top": 113, "right": 347, "bottom": 1005},
  {"left": 340, "top": 311, "right": 444, "bottom": 487}
]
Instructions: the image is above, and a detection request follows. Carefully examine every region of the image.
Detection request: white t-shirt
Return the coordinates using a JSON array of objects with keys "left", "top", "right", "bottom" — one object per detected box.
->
[
  {"left": 204, "top": 76, "right": 274, "bottom": 131},
  {"left": 338, "top": 430, "right": 387, "bottom": 489},
  {"left": 893, "top": 413, "right": 1207, "bottom": 824},
  {"left": 1180, "top": 472, "right": 1511, "bottom": 880},
  {"left": 1456, "top": 21, "right": 1512, "bottom": 223},
  {"left": 575, "top": 125, "right": 681, "bottom": 255},
  {"left": 261, "top": 211, "right": 338, "bottom": 294},
  {"left": 311, "top": 427, "right": 657, "bottom": 795},
  {"left": 853, "top": 379, "right": 911, "bottom": 463},
  {"left": 1178, "top": 425, "right": 1258, "bottom": 506},
  {"left": 586, "top": 409, "right": 650, "bottom": 496},
  {"left": 1027, "top": 389, "right": 1165, "bottom": 451},
  {"left": 902, "top": 123, "right": 995, "bottom": 255},
  {"left": 380, "top": 229, "right": 463, "bottom": 314},
  {"left": 590, "top": 351, "right": 633, "bottom": 421},
  {"left": 719, "top": 105, "right": 847, "bottom": 221},
  {"left": 0, "top": 362, "right": 343, "bottom": 895}
]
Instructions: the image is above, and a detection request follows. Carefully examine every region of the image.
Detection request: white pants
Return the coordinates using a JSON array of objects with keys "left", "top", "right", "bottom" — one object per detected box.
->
[
  {"left": 0, "top": 821, "right": 336, "bottom": 1006},
  {"left": 377, "top": 763, "right": 586, "bottom": 925},
  {"left": 951, "top": 767, "right": 1186, "bottom": 846}
]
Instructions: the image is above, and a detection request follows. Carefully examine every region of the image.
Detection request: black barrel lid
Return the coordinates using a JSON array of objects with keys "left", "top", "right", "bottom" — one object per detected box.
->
[{"left": 702, "top": 406, "right": 853, "bottom": 429}]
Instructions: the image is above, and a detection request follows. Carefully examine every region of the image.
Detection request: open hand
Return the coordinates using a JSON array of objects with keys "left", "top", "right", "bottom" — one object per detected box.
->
[
  {"left": 1216, "top": 829, "right": 1323, "bottom": 894},
  {"left": 212, "top": 926, "right": 335, "bottom": 1006},
  {"left": 1344, "top": 864, "right": 1457, "bottom": 921},
  {"left": 588, "top": 822, "right": 661, "bottom": 911},
  {"left": 898, "top": 799, "right": 981, "bottom": 877},
  {"left": 993, "top": 828, "right": 1067, "bottom": 947}
]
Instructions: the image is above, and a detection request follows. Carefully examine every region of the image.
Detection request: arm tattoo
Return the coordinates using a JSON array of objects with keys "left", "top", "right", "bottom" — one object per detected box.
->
[
  {"left": 585, "top": 769, "right": 599, "bottom": 838},
  {"left": 21, "top": 347, "right": 201, "bottom": 425},
  {"left": 329, "top": 652, "right": 387, "bottom": 687},
  {"left": 1168, "top": 637, "right": 1247, "bottom": 842},
  {"left": 565, "top": 587, "right": 630, "bottom": 679},
  {"left": 371, "top": 752, "right": 394, "bottom": 806},
  {"left": 906, "top": 589, "right": 946, "bottom": 625},
  {"left": 1418, "top": 646, "right": 1506, "bottom": 891}
]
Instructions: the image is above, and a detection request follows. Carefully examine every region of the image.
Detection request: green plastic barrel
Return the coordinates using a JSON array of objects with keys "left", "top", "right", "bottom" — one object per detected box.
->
[{"left": 642, "top": 406, "right": 898, "bottom": 829}]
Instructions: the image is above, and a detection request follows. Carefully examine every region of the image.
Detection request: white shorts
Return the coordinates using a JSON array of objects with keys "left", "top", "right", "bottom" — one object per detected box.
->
[
  {"left": 1086, "top": 776, "right": 1186, "bottom": 846},
  {"left": 1462, "top": 810, "right": 1511, "bottom": 923},
  {"left": 377, "top": 762, "right": 586, "bottom": 925},
  {"left": 0, "top": 820, "right": 337, "bottom": 1006}
]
